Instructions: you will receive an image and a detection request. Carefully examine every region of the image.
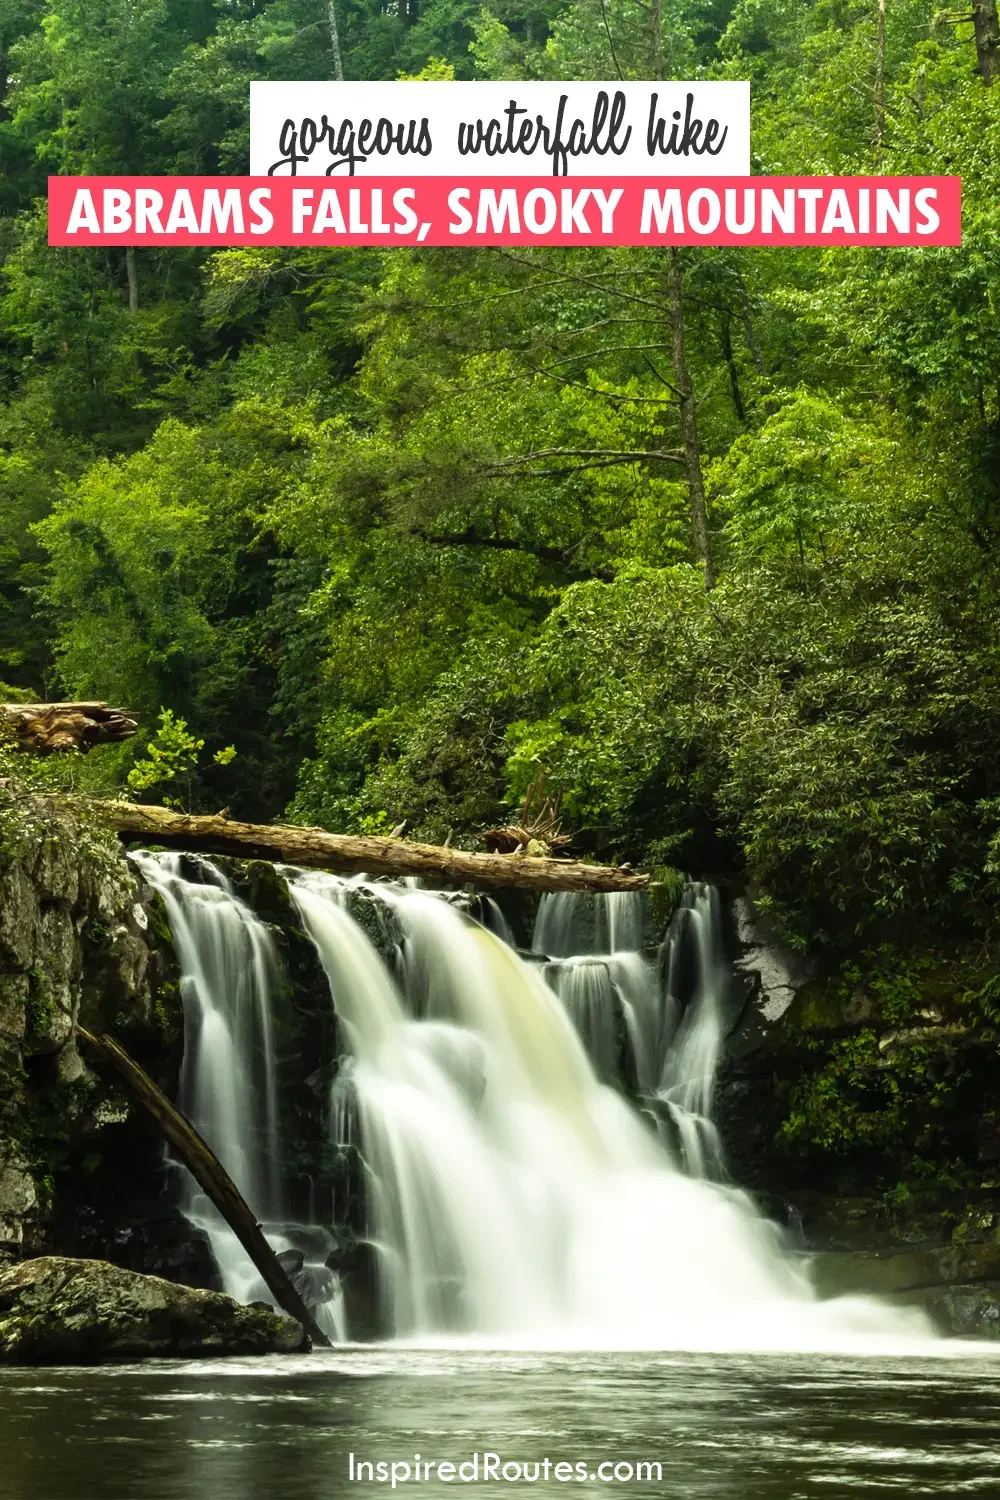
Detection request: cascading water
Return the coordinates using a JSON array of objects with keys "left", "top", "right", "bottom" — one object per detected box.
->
[
  {"left": 131, "top": 853, "right": 282, "bottom": 1218},
  {"left": 132, "top": 851, "right": 346, "bottom": 1341},
  {"left": 535, "top": 884, "right": 726, "bottom": 1176},
  {"left": 141, "top": 850, "right": 938, "bottom": 1352},
  {"left": 282, "top": 871, "right": 936, "bottom": 1352}
]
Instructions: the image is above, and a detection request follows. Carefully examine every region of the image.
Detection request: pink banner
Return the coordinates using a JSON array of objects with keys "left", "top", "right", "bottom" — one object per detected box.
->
[{"left": 48, "top": 176, "right": 962, "bottom": 247}]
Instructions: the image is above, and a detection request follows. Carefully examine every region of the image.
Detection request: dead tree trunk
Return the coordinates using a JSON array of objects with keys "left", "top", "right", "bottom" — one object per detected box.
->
[
  {"left": 82, "top": 799, "right": 649, "bottom": 893},
  {"left": 667, "top": 249, "right": 715, "bottom": 591},
  {"left": 875, "top": 0, "right": 887, "bottom": 145},
  {"left": 77, "top": 1027, "right": 330, "bottom": 1348},
  {"left": 327, "top": 0, "right": 345, "bottom": 79},
  {"left": 1, "top": 702, "right": 137, "bottom": 754}
]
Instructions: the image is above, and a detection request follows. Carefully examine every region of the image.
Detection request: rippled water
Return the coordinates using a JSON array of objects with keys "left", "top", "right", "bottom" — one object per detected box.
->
[{"left": 2, "top": 1349, "right": 1000, "bottom": 1499}]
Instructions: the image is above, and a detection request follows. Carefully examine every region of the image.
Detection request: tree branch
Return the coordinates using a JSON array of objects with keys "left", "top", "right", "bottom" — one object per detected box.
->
[
  {"left": 484, "top": 447, "right": 684, "bottom": 471},
  {"left": 415, "top": 528, "right": 615, "bottom": 581}
]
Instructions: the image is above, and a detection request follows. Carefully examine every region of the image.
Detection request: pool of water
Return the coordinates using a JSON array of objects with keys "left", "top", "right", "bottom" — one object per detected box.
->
[{"left": 2, "top": 1348, "right": 1000, "bottom": 1500}]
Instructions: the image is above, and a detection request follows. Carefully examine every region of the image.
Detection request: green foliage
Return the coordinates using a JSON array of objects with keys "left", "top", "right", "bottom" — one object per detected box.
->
[
  {"left": 862, "top": 947, "right": 937, "bottom": 1027},
  {"left": 125, "top": 706, "right": 233, "bottom": 808},
  {"left": 961, "top": 972, "right": 1000, "bottom": 1031},
  {"left": 780, "top": 1028, "right": 966, "bottom": 1158},
  {"left": 1, "top": 0, "right": 999, "bottom": 954}
]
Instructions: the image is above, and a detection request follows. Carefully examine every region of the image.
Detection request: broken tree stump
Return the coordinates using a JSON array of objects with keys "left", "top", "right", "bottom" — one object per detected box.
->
[
  {"left": 77, "top": 1026, "right": 331, "bottom": 1348},
  {"left": 1, "top": 702, "right": 137, "bottom": 755},
  {"left": 87, "top": 799, "right": 649, "bottom": 893}
]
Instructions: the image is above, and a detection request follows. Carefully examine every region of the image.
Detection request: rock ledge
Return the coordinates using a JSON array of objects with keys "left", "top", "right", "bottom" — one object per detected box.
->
[{"left": 0, "top": 1256, "right": 308, "bottom": 1363}]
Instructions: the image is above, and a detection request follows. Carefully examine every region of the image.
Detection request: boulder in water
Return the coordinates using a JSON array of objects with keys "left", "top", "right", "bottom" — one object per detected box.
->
[
  {"left": 0, "top": 1256, "right": 309, "bottom": 1363},
  {"left": 329, "top": 1239, "right": 386, "bottom": 1341}
]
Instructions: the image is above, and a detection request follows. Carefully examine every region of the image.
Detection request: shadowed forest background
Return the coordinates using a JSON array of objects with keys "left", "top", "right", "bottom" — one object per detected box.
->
[{"left": 2, "top": 0, "right": 1000, "bottom": 952}]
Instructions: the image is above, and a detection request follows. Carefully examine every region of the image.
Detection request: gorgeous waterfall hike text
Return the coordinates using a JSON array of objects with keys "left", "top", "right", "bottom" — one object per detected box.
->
[{"left": 249, "top": 81, "right": 749, "bottom": 177}]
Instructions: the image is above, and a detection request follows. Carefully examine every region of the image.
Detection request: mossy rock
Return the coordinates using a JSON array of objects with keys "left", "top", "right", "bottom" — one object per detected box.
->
[
  {"left": 784, "top": 979, "right": 858, "bottom": 1034},
  {"left": 648, "top": 865, "right": 686, "bottom": 936},
  {"left": 232, "top": 859, "right": 299, "bottom": 929},
  {"left": 0, "top": 1256, "right": 308, "bottom": 1362}
]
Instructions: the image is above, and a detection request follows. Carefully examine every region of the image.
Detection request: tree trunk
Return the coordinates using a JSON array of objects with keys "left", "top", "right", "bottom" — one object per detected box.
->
[
  {"left": 875, "top": 0, "right": 887, "bottom": 145},
  {"left": 667, "top": 250, "right": 715, "bottom": 591},
  {"left": 83, "top": 800, "right": 649, "bottom": 892},
  {"left": 973, "top": 0, "right": 1000, "bottom": 84},
  {"left": 1, "top": 702, "right": 137, "bottom": 754},
  {"left": 739, "top": 286, "right": 767, "bottom": 380},
  {"left": 720, "top": 316, "right": 746, "bottom": 423},
  {"left": 327, "top": 0, "right": 345, "bottom": 80},
  {"left": 76, "top": 1027, "right": 330, "bottom": 1348},
  {"left": 125, "top": 245, "right": 139, "bottom": 312},
  {"left": 649, "top": 0, "right": 664, "bottom": 76}
]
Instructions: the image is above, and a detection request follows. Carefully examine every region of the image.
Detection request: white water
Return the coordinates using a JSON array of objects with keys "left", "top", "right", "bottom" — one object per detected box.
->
[
  {"left": 283, "top": 873, "right": 941, "bottom": 1353},
  {"left": 132, "top": 852, "right": 346, "bottom": 1342},
  {"left": 137, "top": 853, "right": 949, "bottom": 1354}
]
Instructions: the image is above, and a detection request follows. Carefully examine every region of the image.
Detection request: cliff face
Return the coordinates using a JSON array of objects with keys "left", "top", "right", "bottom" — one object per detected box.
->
[{"left": 0, "top": 801, "right": 208, "bottom": 1280}]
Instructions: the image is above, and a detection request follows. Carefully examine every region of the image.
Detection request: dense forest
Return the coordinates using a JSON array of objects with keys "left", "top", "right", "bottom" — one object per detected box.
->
[{"left": 2, "top": 0, "right": 1000, "bottom": 950}]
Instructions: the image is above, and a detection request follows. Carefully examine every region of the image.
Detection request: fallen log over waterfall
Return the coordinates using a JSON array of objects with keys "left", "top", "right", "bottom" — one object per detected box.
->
[
  {"left": 93, "top": 800, "right": 649, "bottom": 893},
  {"left": 1, "top": 702, "right": 137, "bottom": 754},
  {"left": 77, "top": 1027, "right": 331, "bottom": 1348}
]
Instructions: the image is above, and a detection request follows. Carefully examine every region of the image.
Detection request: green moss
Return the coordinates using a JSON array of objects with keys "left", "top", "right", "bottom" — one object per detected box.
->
[
  {"left": 24, "top": 969, "right": 58, "bottom": 1044},
  {"left": 143, "top": 889, "right": 173, "bottom": 946},
  {"left": 786, "top": 979, "right": 850, "bottom": 1032},
  {"left": 240, "top": 860, "right": 296, "bottom": 928},
  {"left": 647, "top": 865, "right": 686, "bottom": 935},
  {"left": 151, "top": 985, "right": 182, "bottom": 1045}
]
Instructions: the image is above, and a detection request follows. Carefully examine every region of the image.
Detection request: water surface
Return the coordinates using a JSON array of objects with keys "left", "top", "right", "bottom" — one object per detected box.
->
[{"left": 2, "top": 1348, "right": 1000, "bottom": 1499}]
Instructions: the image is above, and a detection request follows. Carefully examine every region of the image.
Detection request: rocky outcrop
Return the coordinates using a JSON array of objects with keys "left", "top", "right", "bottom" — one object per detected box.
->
[
  {"left": 0, "top": 1256, "right": 307, "bottom": 1362},
  {"left": 0, "top": 798, "right": 207, "bottom": 1280},
  {"left": 0, "top": 805, "right": 163, "bottom": 1088},
  {"left": 812, "top": 1242, "right": 1000, "bottom": 1339},
  {"left": 732, "top": 889, "right": 816, "bottom": 1025}
]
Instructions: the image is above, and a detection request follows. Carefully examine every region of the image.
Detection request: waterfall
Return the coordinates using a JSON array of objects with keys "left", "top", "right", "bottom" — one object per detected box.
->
[
  {"left": 133, "top": 852, "right": 346, "bottom": 1342},
  {"left": 140, "top": 851, "right": 936, "bottom": 1352},
  {"left": 282, "top": 871, "right": 934, "bottom": 1352},
  {"left": 534, "top": 885, "right": 727, "bottom": 1175},
  {"left": 131, "top": 853, "right": 281, "bottom": 1214}
]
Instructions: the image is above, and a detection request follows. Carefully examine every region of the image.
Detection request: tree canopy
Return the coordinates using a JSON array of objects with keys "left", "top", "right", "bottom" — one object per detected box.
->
[{"left": 2, "top": 0, "right": 1000, "bottom": 945}]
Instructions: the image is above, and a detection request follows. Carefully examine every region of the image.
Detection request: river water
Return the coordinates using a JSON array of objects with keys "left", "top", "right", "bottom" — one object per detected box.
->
[{"left": 2, "top": 1348, "right": 1000, "bottom": 1500}]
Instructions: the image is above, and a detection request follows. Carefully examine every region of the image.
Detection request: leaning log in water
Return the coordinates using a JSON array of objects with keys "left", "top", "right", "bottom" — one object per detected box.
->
[
  {"left": 1, "top": 702, "right": 137, "bottom": 754},
  {"left": 90, "top": 799, "right": 649, "bottom": 893},
  {"left": 76, "top": 1026, "right": 331, "bottom": 1348}
]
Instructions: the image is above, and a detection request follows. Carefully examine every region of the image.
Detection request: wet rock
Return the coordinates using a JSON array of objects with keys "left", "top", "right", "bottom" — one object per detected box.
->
[
  {"left": 904, "top": 1282, "right": 1000, "bottom": 1339},
  {"left": 733, "top": 890, "right": 816, "bottom": 1024},
  {"left": 811, "top": 1240, "right": 1000, "bottom": 1298},
  {"left": 0, "top": 804, "right": 184, "bottom": 1258},
  {"left": 341, "top": 887, "right": 404, "bottom": 966},
  {"left": 0, "top": 975, "right": 28, "bottom": 1041},
  {"left": 811, "top": 1243, "right": 1000, "bottom": 1339},
  {"left": 0, "top": 1256, "right": 309, "bottom": 1363},
  {"left": 330, "top": 1239, "right": 386, "bottom": 1341},
  {"left": 30, "top": 835, "right": 79, "bottom": 907},
  {"left": 0, "top": 1153, "right": 37, "bottom": 1248},
  {"left": 0, "top": 862, "right": 38, "bottom": 971}
]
